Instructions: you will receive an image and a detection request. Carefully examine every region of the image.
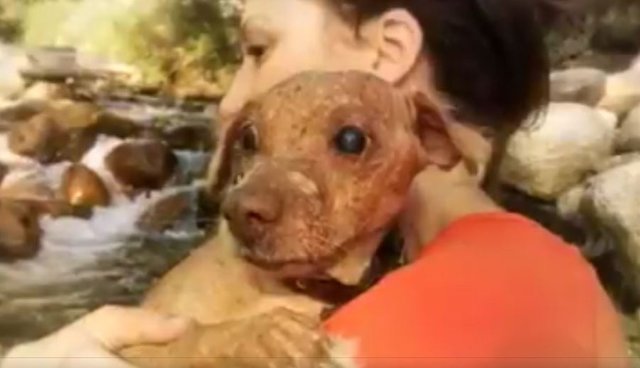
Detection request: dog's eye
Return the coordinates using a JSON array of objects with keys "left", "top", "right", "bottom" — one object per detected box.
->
[
  {"left": 240, "top": 124, "right": 259, "bottom": 152},
  {"left": 334, "top": 126, "right": 367, "bottom": 155}
]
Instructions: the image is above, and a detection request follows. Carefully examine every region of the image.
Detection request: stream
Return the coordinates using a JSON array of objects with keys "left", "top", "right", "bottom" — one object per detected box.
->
[{"left": 0, "top": 95, "right": 214, "bottom": 353}]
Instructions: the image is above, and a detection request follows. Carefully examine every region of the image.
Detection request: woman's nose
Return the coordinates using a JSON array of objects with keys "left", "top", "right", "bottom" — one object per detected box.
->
[{"left": 219, "top": 66, "right": 253, "bottom": 122}]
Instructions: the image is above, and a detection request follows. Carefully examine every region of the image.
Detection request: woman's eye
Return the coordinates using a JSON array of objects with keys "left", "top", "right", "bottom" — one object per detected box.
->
[
  {"left": 333, "top": 126, "right": 367, "bottom": 155},
  {"left": 240, "top": 124, "right": 259, "bottom": 152},
  {"left": 246, "top": 45, "right": 267, "bottom": 62}
]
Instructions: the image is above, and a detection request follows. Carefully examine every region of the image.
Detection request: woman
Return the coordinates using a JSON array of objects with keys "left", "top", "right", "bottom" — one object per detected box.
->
[{"left": 2, "top": 0, "right": 630, "bottom": 367}]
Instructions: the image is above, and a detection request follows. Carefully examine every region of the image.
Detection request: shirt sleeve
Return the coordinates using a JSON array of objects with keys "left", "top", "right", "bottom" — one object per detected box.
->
[{"left": 323, "top": 213, "right": 629, "bottom": 368}]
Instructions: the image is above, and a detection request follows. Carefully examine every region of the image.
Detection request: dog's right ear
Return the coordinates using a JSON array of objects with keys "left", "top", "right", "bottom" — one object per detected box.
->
[{"left": 205, "top": 117, "right": 244, "bottom": 203}]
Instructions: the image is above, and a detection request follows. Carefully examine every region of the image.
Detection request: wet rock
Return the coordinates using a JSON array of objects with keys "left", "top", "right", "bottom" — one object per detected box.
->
[
  {"left": 599, "top": 68, "right": 640, "bottom": 116},
  {"left": 0, "top": 179, "right": 55, "bottom": 203},
  {"left": 550, "top": 68, "right": 607, "bottom": 106},
  {"left": 617, "top": 104, "right": 640, "bottom": 152},
  {"left": 7, "top": 104, "right": 101, "bottom": 164},
  {"left": 94, "top": 111, "right": 142, "bottom": 138},
  {"left": 137, "top": 190, "right": 192, "bottom": 232},
  {"left": 8, "top": 114, "right": 63, "bottom": 163},
  {"left": 163, "top": 122, "right": 213, "bottom": 151},
  {"left": 500, "top": 103, "right": 615, "bottom": 200},
  {"left": 60, "top": 164, "right": 110, "bottom": 208},
  {"left": 579, "top": 160, "right": 640, "bottom": 302},
  {"left": 46, "top": 100, "right": 100, "bottom": 130},
  {"left": 105, "top": 140, "right": 178, "bottom": 191},
  {"left": 0, "top": 200, "right": 41, "bottom": 260}
]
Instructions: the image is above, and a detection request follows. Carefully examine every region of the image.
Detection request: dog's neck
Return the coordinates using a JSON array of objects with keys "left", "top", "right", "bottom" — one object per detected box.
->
[{"left": 283, "top": 228, "right": 404, "bottom": 313}]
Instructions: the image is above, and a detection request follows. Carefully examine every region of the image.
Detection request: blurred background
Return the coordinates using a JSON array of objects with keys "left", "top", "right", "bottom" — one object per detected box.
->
[{"left": 0, "top": 0, "right": 638, "bottom": 362}]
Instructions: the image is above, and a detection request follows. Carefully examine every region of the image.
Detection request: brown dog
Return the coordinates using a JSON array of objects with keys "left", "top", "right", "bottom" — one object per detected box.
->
[{"left": 120, "top": 71, "right": 452, "bottom": 368}]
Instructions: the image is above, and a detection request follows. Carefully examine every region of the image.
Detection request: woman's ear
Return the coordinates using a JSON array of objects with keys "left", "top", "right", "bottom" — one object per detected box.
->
[
  {"left": 411, "top": 93, "right": 462, "bottom": 170},
  {"left": 360, "top": 9, "right": 423, "bottom": 84}
]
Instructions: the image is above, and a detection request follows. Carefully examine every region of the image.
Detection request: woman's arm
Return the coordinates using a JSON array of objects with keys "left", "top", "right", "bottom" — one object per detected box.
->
[{"left": 1, "top": 306, "right": 190, "bottom": 368}]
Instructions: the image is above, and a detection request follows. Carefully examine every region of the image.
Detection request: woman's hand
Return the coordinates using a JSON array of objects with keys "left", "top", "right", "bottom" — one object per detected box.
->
[
  {"left": 121, "top": 307, "right": 337, "bottom": 368},
  {"left": 1, "top": 305, "right": 191, "bottom": 368},
  {"left": 400, "top": 161, "right": 503, "bottom": 261}
]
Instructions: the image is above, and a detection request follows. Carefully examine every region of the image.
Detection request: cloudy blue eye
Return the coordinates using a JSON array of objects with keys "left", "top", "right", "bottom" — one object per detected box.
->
[{"left": 334, "top": 126, "right": 367, "bottom": 155}]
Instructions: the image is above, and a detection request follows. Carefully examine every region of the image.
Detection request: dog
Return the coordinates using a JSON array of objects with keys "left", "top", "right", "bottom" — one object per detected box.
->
[{"left": 119, "top": 70, "right": 453, "bottom": 368}]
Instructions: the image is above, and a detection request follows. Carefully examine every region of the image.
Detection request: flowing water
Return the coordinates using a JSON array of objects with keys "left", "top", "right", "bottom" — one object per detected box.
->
[{"left": 0, "top": 97, "right": 213, "bottom": 353}]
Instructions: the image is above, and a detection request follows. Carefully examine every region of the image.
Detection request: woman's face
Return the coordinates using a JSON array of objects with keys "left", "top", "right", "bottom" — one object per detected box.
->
[{"left": 219, "top": 0, "right": 377, "bottom": 121}]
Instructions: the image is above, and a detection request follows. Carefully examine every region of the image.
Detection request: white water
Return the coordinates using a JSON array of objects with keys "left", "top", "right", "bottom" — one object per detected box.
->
[{"left": 0, "top": 133, "right": 203, "bottom": 290}]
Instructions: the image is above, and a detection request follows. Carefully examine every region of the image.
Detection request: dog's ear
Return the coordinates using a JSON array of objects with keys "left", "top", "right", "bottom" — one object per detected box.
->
[
  {"left": 205, "top": 117, "right": 244, "bottom": 202},
  {"left": 409, "top": 92, "right": 462, "bottom": 170}
]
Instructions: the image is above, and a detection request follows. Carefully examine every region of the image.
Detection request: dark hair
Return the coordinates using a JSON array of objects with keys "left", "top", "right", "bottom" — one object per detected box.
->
[
  {"left": 331, "top": 0, "right": 564, "bottom": 132},
  {"left": 331, "top": 0, "right": 567, "bottom": 190}
]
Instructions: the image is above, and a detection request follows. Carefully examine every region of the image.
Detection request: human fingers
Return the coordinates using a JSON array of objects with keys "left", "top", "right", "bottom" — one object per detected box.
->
[{"left": 76, "top": 305, "right": 192, "bottom": 351}]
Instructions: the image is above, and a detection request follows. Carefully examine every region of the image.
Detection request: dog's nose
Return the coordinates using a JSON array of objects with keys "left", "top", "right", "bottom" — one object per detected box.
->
[{"left": 222, "top": 186, "right": 283, "bottom": 236}]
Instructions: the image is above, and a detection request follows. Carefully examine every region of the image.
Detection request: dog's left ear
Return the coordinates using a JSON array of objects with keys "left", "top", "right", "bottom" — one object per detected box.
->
[{"left": 409, "top": 92, "right": 462, "bottom": 170}]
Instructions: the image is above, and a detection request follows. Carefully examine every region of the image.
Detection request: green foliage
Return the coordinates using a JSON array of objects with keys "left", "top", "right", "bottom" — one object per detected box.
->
[{"left": 17, "top": 0, "right": 238, "bottom": 88}]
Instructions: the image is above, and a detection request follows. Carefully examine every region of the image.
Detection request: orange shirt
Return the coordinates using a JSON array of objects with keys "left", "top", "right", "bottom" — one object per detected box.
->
[{"left": 323, "top": 213, "right": 629, "bottom": 368}]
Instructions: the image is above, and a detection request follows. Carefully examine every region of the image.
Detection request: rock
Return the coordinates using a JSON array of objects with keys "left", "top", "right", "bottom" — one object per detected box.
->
[
  {"left": 0, "top": 179, "right": 55, "bottom": 203},
  {"left": 592, "top": 10, "right": 640, "bottom": 54},
  {"left": 579, "top": 160, "right": 640, "bottom": 299},
  {"left": 137, "top": 190, "right": 192, "bottom": 232},
  {"left": 7, "top": 106, "right": 100, "bottom": 164},
  {"left": 46, "top": 99, "right": 100, "bottom": 129},
  {"left": 558, "top": 184, "right": 588, "bottom": 223},
  {"left": 94, "top": 111, "right": 142, "bottom": 138},
  {"left": 22, "top": 82, "right": 72, "bottom": 101},
  {"left": 163, "top": 122, "right": 213, "bottom": 151},
  {"left": 595, "top": 152, "right": 640, "bottom": 174},
  {"left": 550, "top": 68, "right": 607, "bottom": 106},
  {"left": 0, "top": 199, "right": 41, "bottom": 260},
  {"left": 8, "top": 113, "right": 63, "bottom": 163},
  {"left": 500, "top": 103, "right": 615, "bottom": 200},
  {"left": 599, "top": 69, "right": 640, "bottom": 116},
  {"left": 105, "top": 140, "right": 178, "bottom": 191},
  {"left": 59, "top": 164, "right": 110, "bottom": 208},
  {"left": 616, "top": 104, "right": 640, "bottom": 152},
  {"left": 596, "top": 108, "right": 618, "bottom": 129},
  {"left": 0, "top": 44, "right": 28, "bottom": 99},
  {"left": 0, "top": 100, "right": 47, "bottom": 123}
]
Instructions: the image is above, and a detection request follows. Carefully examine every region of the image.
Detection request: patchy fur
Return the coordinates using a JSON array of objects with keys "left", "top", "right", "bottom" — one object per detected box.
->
[{"left": 120, "top": 71, "right": 450, "bottom": 368}]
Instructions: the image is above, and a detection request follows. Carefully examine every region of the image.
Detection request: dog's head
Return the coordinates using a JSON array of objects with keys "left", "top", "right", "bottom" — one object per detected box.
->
[{"left": 208, "top": 71, "right": 456, "bottom": 279}]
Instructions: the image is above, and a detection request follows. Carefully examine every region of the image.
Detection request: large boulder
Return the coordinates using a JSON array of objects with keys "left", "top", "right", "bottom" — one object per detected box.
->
[
  {"left": 599, "top": 67, "right": 640, "bottom": 116},
  {"left": 500, "top": 103, "right": 615, "bottom": 200},
  {"left": 616, "top": 103, "right": 640, "bottom": 152},
  {"left": 105, "top": 140, "right": 178, "bottom": 192},
  {"left": 550, "top": 68, "right": 607, "bottom": 106},
  {"left": 579, "top": 159, "right": 640, "bottom": 299}
]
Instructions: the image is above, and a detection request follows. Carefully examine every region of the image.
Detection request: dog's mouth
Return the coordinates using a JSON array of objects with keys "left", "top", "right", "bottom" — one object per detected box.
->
[
  {"left": 236, "top": 226, "right": 405, "bottom": 283},
  {"left": 236, "top": 240, "right": 338, "bottom": 276}
]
